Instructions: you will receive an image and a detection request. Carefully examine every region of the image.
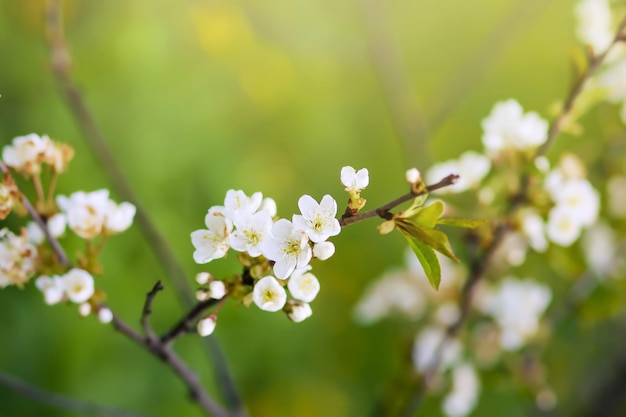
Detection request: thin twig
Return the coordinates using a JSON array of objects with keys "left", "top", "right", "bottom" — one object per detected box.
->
[
  {"left": 339, "top": 174, "right": 459, "bottom": 227},
  {"left": 0, "top": 371, "right": 146, "bottom": 417},
  {"left": 141, "top": 281, "right": 165, "bottom": 342}
]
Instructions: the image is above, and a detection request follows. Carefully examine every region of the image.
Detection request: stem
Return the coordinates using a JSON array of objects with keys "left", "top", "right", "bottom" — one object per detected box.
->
[
  {"left": 0, "top": 371, "right": 146, "bottom": 417},
  {"left": 141, "top": 281, "right": 165, "bottom": 342},
  {"left": 161, "top": 298, "right": 223, "bottom": 347},
  {"left": 32, "top": 173, "right": 45, "bottom": 207},
  {"left": 339, "top": 174, "right": 459, "bottom": 227},
  {"left": 46, "top": 171, "right": 59, "bottom": 206}
]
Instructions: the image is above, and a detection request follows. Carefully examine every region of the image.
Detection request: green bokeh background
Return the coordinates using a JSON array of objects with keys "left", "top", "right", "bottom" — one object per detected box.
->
[{"left": 2, "top": 0, "right": 625, "bottom": 416}]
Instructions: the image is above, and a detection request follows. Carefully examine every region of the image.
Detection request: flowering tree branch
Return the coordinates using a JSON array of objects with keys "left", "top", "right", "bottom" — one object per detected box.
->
[
  {"left": 391, "top": 11, "right": 626, "bottom": 417},
  {"left": 0, "top": 372, "right": 146, "bottom": 417}
]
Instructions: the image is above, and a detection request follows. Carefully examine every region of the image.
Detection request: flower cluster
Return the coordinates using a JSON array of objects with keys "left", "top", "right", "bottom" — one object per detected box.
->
[
  {"left": 2, "top": 133, "right": 74, "bottom": 177},
  {"left": 0, "top": 228, "right": 37, "bottom": 288},
  {"left": 191, "top": 173, "right": 350, "bottom": 329}
]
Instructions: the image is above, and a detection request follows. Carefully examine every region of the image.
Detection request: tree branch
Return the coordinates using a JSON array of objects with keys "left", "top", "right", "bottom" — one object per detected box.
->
[
  {"left": 141, "top": 281, "right": 164, "bottom": 342},
  {"left": 161, "top": 298, "right": 222, "bottom": 347},
  {"left": 0, "top": 371, "right": 146, "bottom": 417}
]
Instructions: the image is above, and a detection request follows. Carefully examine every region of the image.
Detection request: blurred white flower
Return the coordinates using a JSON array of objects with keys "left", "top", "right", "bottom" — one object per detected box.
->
[
  {"left": 0, "top": 228, "right": 37, "bottom": 288},
  {"left": 57, "top": 190, "right": 110, "bottom": 239},
  {"left": 26, "top": 213, "right": 67, "bottom": 245},
  {"left": 340, "top": 166, "right": 369, "bottom": 193},
  {"left": 443, "top": 363, "right": 480, "bottom": 417},
  {"left": 546, "top": 205, "right": 584, "bottom": 247},
  {"left": 253, "top": 276, "right": 287, "bottom": 312},
  {"left": 98, "top": 307, "right": 113, "bottom": 324},
  {"left": 260, "top": 197, "right": 277, "bottom": 218},
  {"left": 551, "top": 179, "right": 600, "bottom": 227},
  {"left": 2, "top": 134, "right": 48, "bottom": 176},
  {"left": 482, "top": 278, "right": 551, "bottom": 351},
  {"left": 78, "top": 302, "right": 92, "bottom": 317},
  {"left": 287, "top": 267, "right": 320, "bottom": 303},
  {"left": 481, "top": 99, "right": 548, "bottom": 156},
  {"left": 63, "top": 268, "right": 95, "bottom": 304},
  {"left": 261, "top": 219, "right": 312, "bottom": 279},
  {"left": 412, "top": 326, "right": 462, "bottom": 373},
  {"left": 583, "top": 222, "right": 620, "bottom": 277},
  {"left": 575, "top": 0, "right": 614, "bottom": 53},
  {"left": 426, "top": 151, "right": 490, "bottom": 194},
  {"left": 292, "top": 194, "right": 340, "bottom": 243},
  {"left": 103, "top": 201, "right": 136, "bottom": 235},
  {"left": 520, "top": 210, "right": 548, "bottom": 252},
  {"left": 195, "top": 272, "right": 212, "bottom": 285},
  {"left": 35, "top": 275, "right": 65, "bottom": 305},
  {"left": 191, "top": 207, "right": 233, "bottom": 264}
]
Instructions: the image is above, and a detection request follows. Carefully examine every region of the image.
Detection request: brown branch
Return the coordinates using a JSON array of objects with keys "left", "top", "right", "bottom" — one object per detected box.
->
[
  {"left": 141, "top": 281, "right": 164, "bottom": 342},
  {"left": 339, "top": 174, "right": 459, "bottom": 227},
  {"left": 0, "top": 371, "right": 146, "bottom": 417}
]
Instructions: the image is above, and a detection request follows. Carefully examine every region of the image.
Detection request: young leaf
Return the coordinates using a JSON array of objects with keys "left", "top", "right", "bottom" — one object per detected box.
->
[
  {"left": 410, "top": 200, "right": 445, "bottom": 228},
  {"left": 405, "top": 234, "right": 441, "bottom": 290},
  {"left": 404, "top": 222, "right": 459, "bottom": 262},
  {"left": 437, "top": 217, "right": 486, "bottom": 229}
]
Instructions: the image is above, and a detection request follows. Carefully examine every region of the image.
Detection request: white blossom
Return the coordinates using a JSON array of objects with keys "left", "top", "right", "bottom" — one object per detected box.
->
[
  {"left": 195, "top": 272, "right": 212, "bottom": 285},
  {"left": 287, "top": 267, "right": 320, "bottom": 303},
  {"left": 482, "top": 278, "right": 551, "bottom": 350},
  {"left": 412, "top": 326, "right": 462, "bottom": 373},
  {"left": 197, "top": 315, "right": 217, "bottom": 336},
  {"left": 208, "top": 280, "right": 227, "bottom": 299},
  {"left": 341, "top": 166, "right": 369, "bottom": 193},
  {"left": 287, "top": 301, "right": 313, "bottom": 323},
  {"left": 191, "top": 207, "right": 233, "bottom": 264},
  {"left": 583, "top": 222, "right": 620, "bottom": 277},
  {"left": 26, "top": 213, "right": 67, "bottom": 245},
  {"left": 481, "top": 99, "right": 548, "bottom": 156},
  {"left": 313, "top": 241, "right": 335, "bottom": 260},
  {"left": 292, "top": 194, "right": 340, "bottom": 243},
  {"left": 229, "top": 210, "right": 273, "bottom": 257},
  {"left": 520, "top": 210, "right": 548, "bottom": 252},
  {"left": 0, "top": 183, "right": 14, "bottom": 219},
  {"left": 98, "top": 307, "right": 113, "bottom": 324},
  {"left": 575, "top": 0, "right": 614, "bottom": 53},
  {"left": 442, "top": 363, "right": 481, "bottom": 417},
  {"left": 2, "top": 134, "right": 48, "bottom": 176},
  {"left": 260, "top": 197, "right": 277, "bottom": 217},
  {"left": 546, "top": 205, "right": 584, "bottom": 247},
  {"left": 426, "top": 151, "right": 490, "bottom": 194},
  {"left": 103, "top": 200, "right": 136, "bottom": 235},
  {"left": 261, "top": 219, "right": 312, "bottom": 279},
  {"left": 57, "top": 190, "right": 110, "bottom": 239},
  {"left": 252, "top": 276, "right": 287, "bottom": 312},
  {"left": 550, "top": 179, "right": 600, "bottom": 227},
  {"left": 221, "top": 189, "right": 263, "bottom": 223},
  {"left": 35, "top": 275, "right": 65, "bottom": 305},
  {"left": 63, "top": 268, "right": 95, "bottom": 304}
]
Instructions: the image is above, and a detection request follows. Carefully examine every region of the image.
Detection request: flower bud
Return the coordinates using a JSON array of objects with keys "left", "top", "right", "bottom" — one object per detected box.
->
[
  {"left": 195, "top": 272, "right": 212, "bottom": 285},
  {"left": 78, "top": 302, "right": 92, "bottom": 317},
  {"left": 287, "top": 301, "right": 312, "bottom": 323},
  {"left": 98, "top": 307, "right": 113, "bottom": 324},
  {"left": 313, "top": 241, "right": 335, "bottom": 261},
  {"left": 197, "top": 315, "right": 217, "bottom": 336},
  {"left": 209, "top": 280, "right": 226, "bottom": 299},
  {"left": 196, "top": 288, "right": 211, "bottom": 301},
  {"left": 405, "top": 168, "right": 421, "bottom": 184}
]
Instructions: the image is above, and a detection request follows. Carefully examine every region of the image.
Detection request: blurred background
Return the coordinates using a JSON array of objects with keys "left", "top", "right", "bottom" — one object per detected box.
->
[{"left": 2, "top": 0, "right": 625, "bottom": 416}]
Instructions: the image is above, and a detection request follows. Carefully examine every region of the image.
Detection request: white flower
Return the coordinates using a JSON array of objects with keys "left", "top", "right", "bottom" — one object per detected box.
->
[
  {"left": 2, "top": 134, "right": 48, "bottom": 176},
  {"left": 313, "top": 241, "right": 335, "bottom": 260},
  {"left": 583, "top": 222, "right": 619, "bottom": 277},
  {"left": 287, "top": 301, "right": 313, "bottom": 323},
  {"left": 222, "top": 190, "right": 263, "bottom": 223},
  {"left": 208, "top": 280, "right": 227, "bottom": 299},
  {"left": 341, "top": 166, "right": 369, "bottom": 193},
  {"left": 575, "top": 0, "right": 614, "bottom": 53},
  {"left": 481, "top": 99, "right": 548, "bottom": 155},
  {"left": 57, "top": 190, "right": 110, "bottom": 239},
  {"left": 426, "top": 151, "right": 490, "bottom": 194},
  {"left": 520, "top": 210, "right": 548, "bottom": 252},
  {"left": 405, "top": 168, "right": 421, "bottom": 184},
  {"left": 98, "top": 307, "right": 113, "bottom": 324},
  {"left": 0, "top": 228, "right": 37, "bottom": 288},
  {"left": 482, "top": 278, "right": 551, "bottom": 350},
  {"left": 191, "top": 207, "right": 233, "bottom": 264},
  {"left": 546, "top": 205, "right": 583, "bottom": 247},
  {"left": 292, "top": 194, "right": 341, "bottom": 243},
  {"left": 260, "top": 197, "right": 277, "bottom": 217},
  {"left": 229, "top": 210, "right": 273, "bottom": 257},
  {"left": 252, "top": 276, "right": 287, "bottom": 312},
  {"left": 442, "top": 363, "right": 481, "bottom": 417},
  {"left": 63, "top": 268, "right": 95, "bottom": 304},
  {"left": 195, "top": 272, "right": 212, "bottom": 285},
  {"left": 261, "top": 219, "right": 312, "bottom": 279},
  {"left": 35, "top": 275, "right": 65, "bottom": 305},
  {"left": 197, "top": 315, "right": 217, "bottom": 336},
  {"left": 412, "top": 326, "right": 462, "bottom": 373},
  {"left": 103, "top": 201, "right": 136, "bottom": 235},
  {"left": 551, "top": 179, "right": 600, "bottom": 227},
  {"left": 287, "top": 267, "right": 320, "bottom": 302},
  {"left": 26, "top": 213, "right": 67, "bottom": 245}
]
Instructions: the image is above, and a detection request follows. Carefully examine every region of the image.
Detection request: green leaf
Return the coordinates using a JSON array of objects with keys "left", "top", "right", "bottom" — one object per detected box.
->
[
  {"left": 405, "top": 234, "right": 441, "bottom": 290},
  {"left": 401, "top": 193, "right": 429, "bottom": 218},
  {"left": 407, "top": 223, "right": 459, "bottom": 262},
  {"left": 411, "top": 201, "right": 445, "bottom": 228},
  {"left": 437, "top": 217, "right": 486, "bottom": 229}
]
